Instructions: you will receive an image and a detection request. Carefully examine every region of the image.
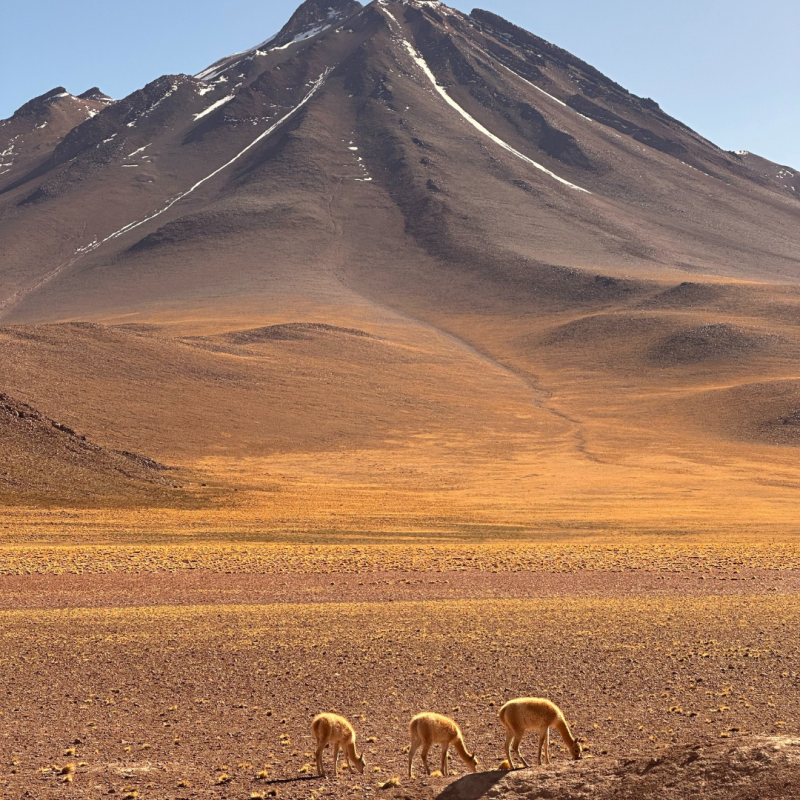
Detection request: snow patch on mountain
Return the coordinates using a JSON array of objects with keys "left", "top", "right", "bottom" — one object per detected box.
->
[
  {"left": 126, "top": 83, "right": 180, "bottom": 128},
  {"left": 195, "top": 6, "right": 353, "bottom": 82},
  {"left": 127, "top": 144, "right": 152, "bottom": 158},
  {"left": 74, "top": 70, "right": 332, "bottom": 256},
  {"left": 400, "top": 40, "right": 590, "bottom": 193},
  {"left": 273, "top": 22, "right": 334, "bottom": 50},
  {"left": 193, "top": 94, "right": 235, "bottom": 121},
  {"left": 377, "top": 0, "right": 399, "bottom": 28}
]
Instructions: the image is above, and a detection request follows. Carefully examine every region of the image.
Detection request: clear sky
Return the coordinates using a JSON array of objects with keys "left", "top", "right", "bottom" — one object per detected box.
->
[{"left": 2, "top": 0, "right": 798, "bottom": 167}]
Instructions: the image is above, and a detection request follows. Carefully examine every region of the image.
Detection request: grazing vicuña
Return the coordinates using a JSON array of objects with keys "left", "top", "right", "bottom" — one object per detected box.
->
[
  {"left": 498, "top": 697, "right": 582, "bottom": 767},
  {"left": 311, "top": 713, "right": 366, "bottom": 778},
  {"left": 408, "top": 712, "right": 478, "bottom": 777}
]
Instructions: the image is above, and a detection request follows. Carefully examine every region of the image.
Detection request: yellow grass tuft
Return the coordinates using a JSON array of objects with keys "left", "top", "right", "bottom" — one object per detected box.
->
[
  {"left": 430, "top": 770, "right": 443, "bottom": 777},
  {"left": 378, "top": 776, "right": 401, "bottom": 789},
  {"left": 499, "top": 759, "right": 512, "bottom": 770},
  {"left": 60, "top": 763, "right": 76, "bottom": 775}
]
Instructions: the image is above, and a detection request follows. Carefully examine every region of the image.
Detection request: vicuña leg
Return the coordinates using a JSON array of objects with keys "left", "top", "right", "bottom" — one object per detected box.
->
[
  {"left": 441, "top": 744, "right": 448, "bottom": 776},
  {"left": 333, "top": 743, "right": 340, "bottom": 777},
  {"left": 421, "top": 742, "right": 432, "bottom": 775},
  {"left": 514, "top": 729, "right": 530, "bottom": 768},
  {"left": 408, "top": 736, "right": 420, "bottom": 777},
  {"left": 543, "top": 727, "right": 550, "bottom": 765},
  {"left": 315, "top": 743, "right": 326, "bottom": 777},
  {"left": 504, "top": 732, "right": 515, "bottom": 769},
  {"left": 537, "top": 729, "right": 547, "bottom": 766}
]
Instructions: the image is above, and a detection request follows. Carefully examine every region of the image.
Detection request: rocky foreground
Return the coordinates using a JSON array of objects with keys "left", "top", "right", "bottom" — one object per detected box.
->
[{"left": 439, "top": 737, "right": 800, "bottom": 800}]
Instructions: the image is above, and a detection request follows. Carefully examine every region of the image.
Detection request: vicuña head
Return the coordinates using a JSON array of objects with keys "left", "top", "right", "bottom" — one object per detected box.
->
[{"left": 352, "top": 750, "right": 366, "bottom": 773}]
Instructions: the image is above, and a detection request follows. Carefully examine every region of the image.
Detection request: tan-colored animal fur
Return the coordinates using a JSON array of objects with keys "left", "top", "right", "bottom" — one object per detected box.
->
[
  {"left": 498, "top": 698, "right": 582, "bottom": 767},
  {"left": 408, "top": 712, "right": 478, "bottom": 777},
  {"left": 311, "top": 713, "right": 366, "bottom": 778}
]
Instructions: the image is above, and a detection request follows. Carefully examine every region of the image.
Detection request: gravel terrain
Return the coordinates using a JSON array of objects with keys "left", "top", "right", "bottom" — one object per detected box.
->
[
  {"left": 1, "top": 574, "right": 798, "bottom": 799},
  {"left": 0, "top": 568, "right": 797, "bottom": 609}
]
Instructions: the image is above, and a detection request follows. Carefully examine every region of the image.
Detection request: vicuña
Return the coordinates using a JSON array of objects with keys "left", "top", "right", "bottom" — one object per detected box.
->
[{"left": 498, "top": 697, "right": 582, "bottom": 767}]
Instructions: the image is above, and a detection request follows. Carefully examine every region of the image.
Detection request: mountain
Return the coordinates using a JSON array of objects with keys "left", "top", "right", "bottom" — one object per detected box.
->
[{"left": 0, "top": 0, "right": 798, "bottom": 530}]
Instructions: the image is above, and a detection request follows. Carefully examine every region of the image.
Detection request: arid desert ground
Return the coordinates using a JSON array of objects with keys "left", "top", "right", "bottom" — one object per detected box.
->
[{"left": 2, "top": 531, "right": 800, "bottom": 799}]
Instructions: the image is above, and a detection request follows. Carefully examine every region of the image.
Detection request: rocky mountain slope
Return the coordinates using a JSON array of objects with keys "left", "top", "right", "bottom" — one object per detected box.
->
[{"left": 0, "top": 87, "right": 112, "bottom": 185}]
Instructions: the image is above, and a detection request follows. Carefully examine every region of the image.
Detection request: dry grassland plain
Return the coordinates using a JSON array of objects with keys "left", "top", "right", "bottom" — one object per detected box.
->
[{"left": 1, "top": 540, "right": 799, "bottom": 799}]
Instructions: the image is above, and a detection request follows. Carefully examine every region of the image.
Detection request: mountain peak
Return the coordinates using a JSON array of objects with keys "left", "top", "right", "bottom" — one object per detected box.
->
[
  {"left": 12, "top": 87, "right": 72, "bottom": 118},
  {"left": 271, "top": 0, "right": 362, "bottom": 48},
  {"left": 78, "top": 87, "right": 113, "bottom": 104}
]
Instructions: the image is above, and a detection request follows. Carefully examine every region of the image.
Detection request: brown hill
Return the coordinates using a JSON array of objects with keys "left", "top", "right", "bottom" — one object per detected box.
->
[{"left": 0, "top": 390, "right": 177, "bottom": 506}]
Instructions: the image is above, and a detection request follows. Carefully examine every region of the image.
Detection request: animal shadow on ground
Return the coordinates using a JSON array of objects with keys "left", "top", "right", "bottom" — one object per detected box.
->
[
  {"left": 436, "top": 770, "right": 506, "bottom": 800},
  {"left": 262, "top": 775, "right": 321, "bottom": 785}
]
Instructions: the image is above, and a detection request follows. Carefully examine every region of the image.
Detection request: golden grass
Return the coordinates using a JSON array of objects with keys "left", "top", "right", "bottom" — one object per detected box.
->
[
  {"left": 4, "top": 281, "right": 800, "bottom": 547},
  {"left": 0, "top": 539, "right": 799, "bottom": 576}
]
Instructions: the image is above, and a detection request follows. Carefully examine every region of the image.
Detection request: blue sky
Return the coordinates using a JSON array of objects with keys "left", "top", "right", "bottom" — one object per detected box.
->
[{"left": 2, "top": 0, "right": 798, "bottom": 167}]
